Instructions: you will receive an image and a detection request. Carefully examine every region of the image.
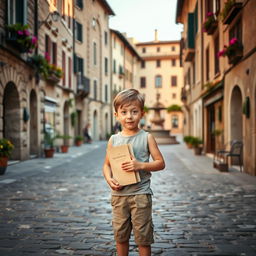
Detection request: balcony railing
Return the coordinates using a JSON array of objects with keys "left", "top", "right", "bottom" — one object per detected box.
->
[{"left": 77, "top": 73, "right": 90, "bottom": 98}]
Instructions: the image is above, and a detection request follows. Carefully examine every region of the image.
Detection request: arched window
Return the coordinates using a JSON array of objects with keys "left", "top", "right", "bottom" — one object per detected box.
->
[{"left": 171, "top": 115, "right": 179, "bottom": 128}]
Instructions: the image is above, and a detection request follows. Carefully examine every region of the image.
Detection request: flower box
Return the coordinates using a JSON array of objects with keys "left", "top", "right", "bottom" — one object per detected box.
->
[
  {"left": 46, "top": 73, "right": 61, "bottom": 84},
  {"left": 206, "top": 20, "right": 218, "bottom": 35},
  {"left": 6, "top": 32, "right": 30, "bottom": 53},
  {"left": 203, "top": 12, "right": 218, "bottom": 35},
  {"left": 222, "top": 2, "right": 243, "bottom": 25}
]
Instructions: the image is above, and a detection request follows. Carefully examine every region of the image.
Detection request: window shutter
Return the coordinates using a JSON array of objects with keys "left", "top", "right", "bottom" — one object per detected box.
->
[
  {"left": 16, "top": 0, "right": 24, "bottom": 24},
  {"left": 187, "top": 13, "right": 195, "bottom": 49}
]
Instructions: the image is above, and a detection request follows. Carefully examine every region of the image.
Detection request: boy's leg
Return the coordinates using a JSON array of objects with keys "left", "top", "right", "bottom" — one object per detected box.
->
[
  {"left": 116, "top": 241, "right": 129, "bottom": 256},
  {"left": 138, "top": 245, "right": 151, "bottom": 256}
]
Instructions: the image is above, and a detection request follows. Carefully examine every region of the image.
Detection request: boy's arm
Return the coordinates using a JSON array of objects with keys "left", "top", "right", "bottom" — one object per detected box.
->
[
  {"left": 122, "top": 133, "right": 165, "bottom": 172},
  {"left": 102, "top": 140, "right": 123, "bottom": 191}
]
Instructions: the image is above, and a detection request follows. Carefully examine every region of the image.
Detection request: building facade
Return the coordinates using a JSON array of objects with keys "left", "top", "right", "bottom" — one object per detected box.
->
[
  {"left": 135, "top": 31, "right": 184, "bottom": 134},
  {"left": 177, "top": 0, "right": 256, "bottom": 176}
]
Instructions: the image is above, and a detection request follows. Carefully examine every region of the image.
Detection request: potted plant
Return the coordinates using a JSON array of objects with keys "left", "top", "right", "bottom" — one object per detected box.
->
[
  {"left": 56, "top": 134, "right": 72, "bottom": 153},
  {"left": 6, "top": 23, "right": 38, "bottom": 53},
  {"left": 190, "top": 137, "right": 203, "bottom": 155},
  {"left": 202, "top": 12, "right": 218, "bottom": 35},
  {"left": 0, "top": 138, "right": 14, "bottom": 175},
  {"left": 183, "top": 135, "right": 193, "bottom": 149},
  {"left": 218, "top": 37, "right": 243, "bottom": 64},
  {"left": 74, "top": 135, "right": 84, "bottom": 146},
  {"left": 44, "top": 132, "right": 56, "bottom": 158}
]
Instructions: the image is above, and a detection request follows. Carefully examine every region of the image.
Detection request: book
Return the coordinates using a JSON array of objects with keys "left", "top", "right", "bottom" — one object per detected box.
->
[{"left": 107, "top": 144, "right": 141, "bottom": 186}]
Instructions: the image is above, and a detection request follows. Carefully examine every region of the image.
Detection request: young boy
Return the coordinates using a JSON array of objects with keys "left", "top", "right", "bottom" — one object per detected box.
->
[{"left": 103, "top": 89, "right": 165, "bottom": 256}]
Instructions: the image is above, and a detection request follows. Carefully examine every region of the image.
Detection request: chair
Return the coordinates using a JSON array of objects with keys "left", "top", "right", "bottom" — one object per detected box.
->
[{"left": 214, "top": 140, "right": 243, "bottom": 172}]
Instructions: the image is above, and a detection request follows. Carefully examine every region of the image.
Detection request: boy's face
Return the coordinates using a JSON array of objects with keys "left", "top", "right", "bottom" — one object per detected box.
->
[{"left": 115, "top": 101, "right": 144, "bottom": 132}]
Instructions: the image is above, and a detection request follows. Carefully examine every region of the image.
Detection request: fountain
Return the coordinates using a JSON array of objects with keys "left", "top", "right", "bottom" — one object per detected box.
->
[{"left": 147, "top": 93, "right": 179, "bottom": 145}]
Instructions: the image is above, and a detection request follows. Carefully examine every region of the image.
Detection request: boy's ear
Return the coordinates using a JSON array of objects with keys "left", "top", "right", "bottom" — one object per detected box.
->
[{"left": 114, "top": 112, "right": 118, "bottom": 117}]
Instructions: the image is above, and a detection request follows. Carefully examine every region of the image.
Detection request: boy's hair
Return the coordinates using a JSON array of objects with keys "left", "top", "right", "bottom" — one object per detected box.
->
[{"left": 113, "top": 89, "right": 145, "bottom": 112}]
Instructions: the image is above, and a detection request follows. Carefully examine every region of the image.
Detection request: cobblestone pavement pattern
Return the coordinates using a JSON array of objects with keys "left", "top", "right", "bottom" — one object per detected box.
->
[{"left": 0, "top": 141, "right": 256, "bottom": 256}]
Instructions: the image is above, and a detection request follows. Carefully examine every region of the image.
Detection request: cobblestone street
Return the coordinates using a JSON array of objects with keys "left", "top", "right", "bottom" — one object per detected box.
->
[{"left": 0, "top": 141, "right": 256, "bottom": 256}]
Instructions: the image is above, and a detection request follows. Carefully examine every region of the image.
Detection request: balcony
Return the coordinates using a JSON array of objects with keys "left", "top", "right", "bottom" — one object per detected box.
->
[
  {"left": 77, "top": 73, "right": 90, "bottom": 98},
  {"left": 222, "top": 2, "right": 243, "bottom": 25}
]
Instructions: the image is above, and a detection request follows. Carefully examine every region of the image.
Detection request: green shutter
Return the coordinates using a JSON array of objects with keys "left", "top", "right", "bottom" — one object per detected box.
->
[
  {"left": 187, "top": 13, "right": 195, "bottom": 49},
  {"left": 16, "top": 0, "right": 24, "bottom": 24}
]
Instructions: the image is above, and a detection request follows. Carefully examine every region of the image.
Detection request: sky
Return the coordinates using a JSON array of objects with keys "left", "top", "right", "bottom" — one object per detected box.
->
[{"left": 107, "top": 0, "right": 183, "bottom": 42}]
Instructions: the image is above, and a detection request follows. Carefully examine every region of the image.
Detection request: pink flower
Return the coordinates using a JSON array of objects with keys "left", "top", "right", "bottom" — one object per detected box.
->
[
  {"left": 44, "top": 52, "right": 50, "bottom": 62},
  {"left": 31, "top": 36, "right": 38, "bottom": 45},
  {"left": 207, "top": 12, "right": 213, "bottom": 17},
  {"left": 229, "top": 37, "right": 238, "bottom": 45},
  {"left": 17, "top": 30, "right": 23, "bottom": 35},
  {"left": 24, "top": 30, "right": 30, "bottom": 36},
  {"left": 217, "top": 49, "right": 226, "bottom": 57}
]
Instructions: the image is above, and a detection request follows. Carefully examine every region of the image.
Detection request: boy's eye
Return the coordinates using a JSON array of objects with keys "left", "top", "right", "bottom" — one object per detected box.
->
[
  {"left": 133, "top": 111, "right": 138, "bottom": 114},
  {"left": 121, "top": 111, "right": 126, "bottom": 114}
]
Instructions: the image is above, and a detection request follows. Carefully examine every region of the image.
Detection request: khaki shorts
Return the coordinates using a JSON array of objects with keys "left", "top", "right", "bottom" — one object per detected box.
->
[{"left": 111, "top": 194, "right": 154, "bottom": 246}]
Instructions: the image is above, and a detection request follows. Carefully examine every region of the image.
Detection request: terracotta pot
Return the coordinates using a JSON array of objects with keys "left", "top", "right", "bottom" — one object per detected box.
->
[
  {"left": 44, "top": 148, "right": 55, "bottom": 158},
  {"left": 61, "top": 145, "right": 69, "bottom": 153},
  {"left": 75, "top": 140, "right": 83, "bottom": 147},
  {"left": 0, "top": 157, "right": 8, "bottom": 175}
]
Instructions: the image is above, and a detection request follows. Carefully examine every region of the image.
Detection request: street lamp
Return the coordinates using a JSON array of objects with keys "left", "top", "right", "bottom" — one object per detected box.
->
[
  {"left": 39, "top": 11, "right": 60, "bottom": 28},
  {"left": 185, "top": 84, "right": 190, "bottom": 91}
]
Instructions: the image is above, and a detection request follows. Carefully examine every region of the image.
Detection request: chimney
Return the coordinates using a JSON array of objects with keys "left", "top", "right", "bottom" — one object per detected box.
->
[{"left": 154, "top": 29, "right": 158, "bottom": 41}]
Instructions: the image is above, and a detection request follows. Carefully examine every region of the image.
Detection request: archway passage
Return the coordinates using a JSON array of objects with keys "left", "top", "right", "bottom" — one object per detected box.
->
[
  {"left": 230, "top": 86, "right": 243, "bottom": 141},
  {"left": 29, "top": 90, "right": 38, "bottom": 156},
  {"left": 3, "top": 82, "right": 21, "bottom": 160},
  {"left": 93, "top": 110, "right": 98, "bottom": 140}
]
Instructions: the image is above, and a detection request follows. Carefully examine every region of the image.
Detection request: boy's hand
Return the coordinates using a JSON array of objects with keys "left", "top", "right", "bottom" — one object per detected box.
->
[
  {"left": 107, "top": 178, "right": 123, "bottom": 191},
  {"left": 121, "top": 156, "right": 142, "bottom": 172}
]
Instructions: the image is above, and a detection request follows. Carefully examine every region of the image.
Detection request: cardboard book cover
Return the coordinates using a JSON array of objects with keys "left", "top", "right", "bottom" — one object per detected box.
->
[{"left": 107, "top": 144, "right": 141, "bottom": 186}]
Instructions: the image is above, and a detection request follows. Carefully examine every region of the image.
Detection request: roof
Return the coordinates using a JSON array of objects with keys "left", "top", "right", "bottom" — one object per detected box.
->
[
  {"left": 136, "top": 40, "right": 180, "bottom": 46},
  {"left": 99, "top": 0, "right": 115, "bottom": 16},
  {"left": 111, "top": 29, "right": 142, "bottom": 60},
  {"left": 175, "top": 0, "right": 184, "bottom": 24}
]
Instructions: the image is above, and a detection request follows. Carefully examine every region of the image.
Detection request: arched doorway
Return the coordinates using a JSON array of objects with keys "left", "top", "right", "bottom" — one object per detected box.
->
[
  {"left": 3, "top": 82, "right": 20, "bottom": 160},
  {"left": 63, "top": 102, "right": 69, "bottom": 145},
  {"left": 29, "top": 90, "right": 38, "bottom": 156},
  {"left": 93, "top": 110, "right": 98, "bottom": 140},
  {"left": 230, "top": 86, "right": 243, "bottom": 141}
]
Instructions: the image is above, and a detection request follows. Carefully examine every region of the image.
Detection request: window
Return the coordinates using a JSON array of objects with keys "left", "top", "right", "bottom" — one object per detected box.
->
[
  {"left": 104, "top": 57, "right": 108, "bottom": 75},
  {"left": 171, "top": 76, "right": 177, "bottom": 86},
  {"left": 157, "top": 47, "right": 160, "bottom": 52},
  {"left": 172, "top": 93, "right": 177, "bottom": 99},
  {"left": 140, "top": 77, "right": 146, "bottom": 88},
  {"left": 171, "top": 46, "right": 175, "bottom": 51},
  {"left": 142, "top": 47, "right": 146, "bottom": 53},
  {"left": 206, "top": 47, "right": 210, "bottom": 81},
  {"left": 105, "top": 84, "right": 108, "bottom": 102},
  {"left": 171, "top": 115, "right": 179, "bottom": 128},
  {"left": 75, "top": 55, "right": 84, "bottom": 75},
  {"left": 156, "top": 60, "right": 161, "bottom": 67},
  {"left": 229, "top": 19, "right": 242, "bottom": 42},
  {"left": 113, "top": 59, "right": 116, "bottom": 73},
  {"left": 8, "top": 0, "right": 27, "bottom": 25},
  {"left": 141, "top": 60, "right": 145, "bottom": 68},
  {"left": 92, "top": 18, "right": 96, "bottom": 28},
  {"left": 75, "top": 21, "right": 83, "bottom": 42},
  {"left": 68, "top": 57, "right": 72, "bottom": 88},
  {"left": 76, "top": 0, "right": 83, "bottom": 9},
  {"left": 52, "top": 42, "right": 57, "bottom": 65},
  {"left": 62, "top": 51, "right": 66, "bottom": 86},
  {"left": 171, "top": 59, "right": 176, "bottom": 66},
  {"left": 93, "top": 42, "right": 97, "bottom": 65},
  {"left": 214, "top": 34, "right": 220, "bottom": 75},
  {"left": 104, "top": 31, "right": 108, "bottom": 45},
  {"left": 93, "top": 80, "right": 97, "bottom": 100},
  {"left": 155, "top": 75, "right": 162, "bottom": 88}
]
